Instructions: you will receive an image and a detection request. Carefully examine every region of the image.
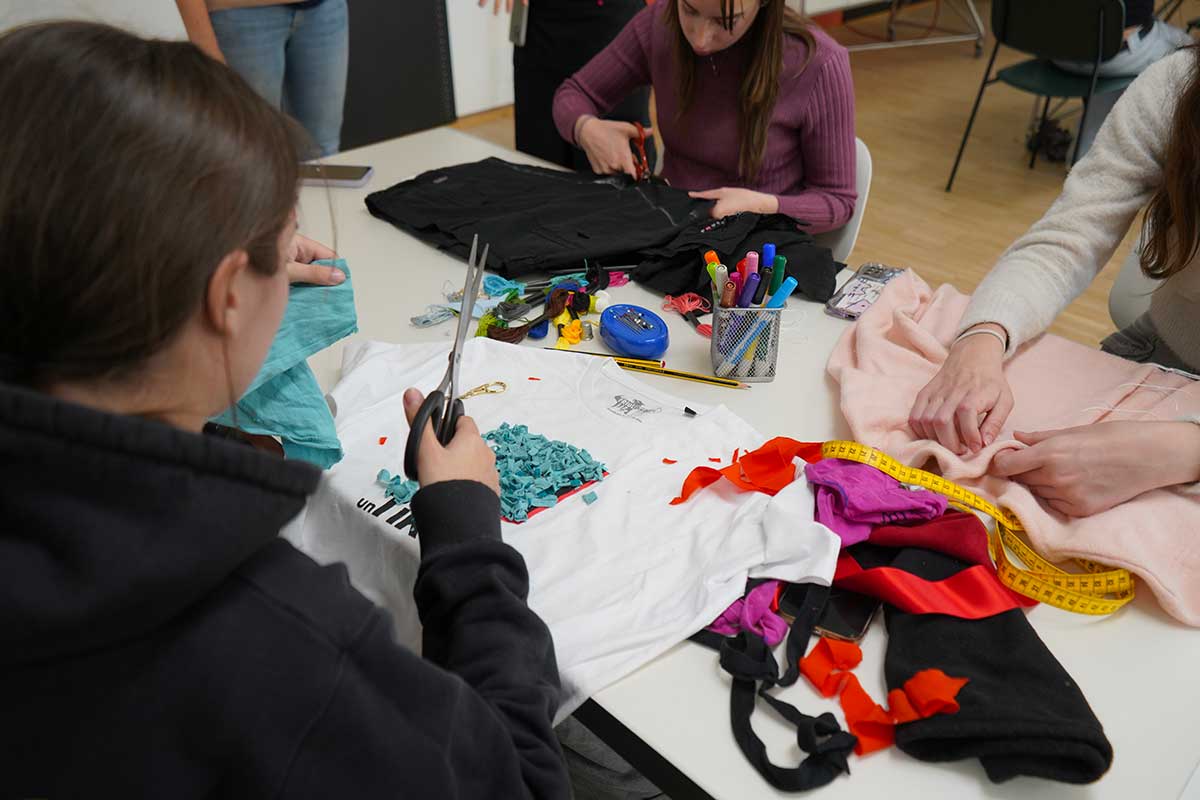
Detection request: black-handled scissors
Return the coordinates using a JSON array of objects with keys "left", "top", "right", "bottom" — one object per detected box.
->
[{"left": 404, "top": 235, "right": 490, "bottom": 481}]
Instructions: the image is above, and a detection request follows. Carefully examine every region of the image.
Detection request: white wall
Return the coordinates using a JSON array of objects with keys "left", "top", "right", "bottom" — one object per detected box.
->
[
  {"left": 0, "top": 0, "right": 185, "bottom": 37},
  {"left": 445, "top": 0, "right": 513, "bottom": 117}
]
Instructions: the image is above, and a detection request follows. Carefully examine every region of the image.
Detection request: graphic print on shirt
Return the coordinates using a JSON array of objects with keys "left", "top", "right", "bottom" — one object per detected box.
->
[
  {"left": 606, "top": 394, "right": 662, "bottom": 422},
  {"left": 355, "top": 495, "right": 418, "bottom": 538}
]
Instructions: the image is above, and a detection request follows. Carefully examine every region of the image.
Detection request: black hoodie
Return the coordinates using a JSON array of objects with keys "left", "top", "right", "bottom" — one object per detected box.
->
[{"left": 0, "top": 382, "right": 569, "bottom": 799}]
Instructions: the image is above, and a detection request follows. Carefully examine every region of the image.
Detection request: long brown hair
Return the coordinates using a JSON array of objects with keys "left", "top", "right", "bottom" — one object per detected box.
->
[
  {"left": 1142, "top": 46, "right": 1200, "bottom": 280},
  {"left": 0, "top": 21, "right": 304, "bottom": 385},
  {"left": 662, "top": 0, "right": 816, "bottom": 180}
]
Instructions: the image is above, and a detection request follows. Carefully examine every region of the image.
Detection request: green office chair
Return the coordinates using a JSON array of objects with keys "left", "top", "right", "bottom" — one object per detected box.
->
[{"left": 946, "top": 0, "right": 1132, "bottom": 191}]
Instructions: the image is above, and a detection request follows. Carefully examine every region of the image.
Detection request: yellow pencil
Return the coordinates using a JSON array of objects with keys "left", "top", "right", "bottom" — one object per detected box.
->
[
  {"left": 541, "top": 348, "right": 665, "bottom": 369},
  {"left": 615, "top": 361, "right": 750, "bottom": 390}
]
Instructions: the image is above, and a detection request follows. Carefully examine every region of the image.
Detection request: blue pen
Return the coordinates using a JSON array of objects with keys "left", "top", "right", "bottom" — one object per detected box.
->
[
  {"left": 764, "top": 276, "right": 798, "bottom": 309},
  {"left": 762, "top": 243, "right": 776, "bottom": 270},
  {"left": 738, "top": 272, "right": 761, "bottom": 307}
]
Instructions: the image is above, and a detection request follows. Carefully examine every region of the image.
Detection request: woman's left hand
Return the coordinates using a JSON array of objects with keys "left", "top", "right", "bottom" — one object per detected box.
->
[
  {"left": 286, "top": 233, "right": 344, "bottom": 285},
  {"left": 991, "top": 421, "right": 1200, "bottom": 517},
  {"left": 688, "top": 187, "right": 779, "bottom": 219}
]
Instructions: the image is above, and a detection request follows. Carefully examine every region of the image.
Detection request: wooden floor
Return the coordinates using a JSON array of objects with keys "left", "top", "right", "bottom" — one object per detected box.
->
[{"left": 452, "top": 1, "right": 1200, "bottom": 346}]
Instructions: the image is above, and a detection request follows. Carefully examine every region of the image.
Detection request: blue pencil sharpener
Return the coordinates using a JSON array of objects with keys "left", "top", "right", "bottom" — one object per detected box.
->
[{"left": 599, "top": 304, "right": 670, "bottom": 360}]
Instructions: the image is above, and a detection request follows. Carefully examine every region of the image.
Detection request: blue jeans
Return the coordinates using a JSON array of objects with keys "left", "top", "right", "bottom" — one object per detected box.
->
[
  {"left": 210, "top": 0, "right": 348, "bottom": 156},
  {"left": 1055, "top": 20, "right": 1193, "bottom": 158}
]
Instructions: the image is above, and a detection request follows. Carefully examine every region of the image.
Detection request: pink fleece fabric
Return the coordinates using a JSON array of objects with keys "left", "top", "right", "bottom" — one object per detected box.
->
[{"left": 826, "top": 271, "right": 1200, "bottom": 626}]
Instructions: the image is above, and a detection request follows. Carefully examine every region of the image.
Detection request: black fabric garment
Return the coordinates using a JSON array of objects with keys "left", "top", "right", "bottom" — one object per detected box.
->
[
  {"left": 633, "top": 212, "right": 839, "bottom": 302},
  {"left": 876, "top": 547, "right": 1114, "bottom": 785},
  {"left": 514, "top": 0, "right": 650, "bottom": 170},
  {"left": 691, "top": 583, "right": 857, "bottom": 792},
  {"left": 365, "top": 157, "right": 708, "bottom": 277},
  {"left": 0, "top": 382, "right": 569, "bottom": 799}
]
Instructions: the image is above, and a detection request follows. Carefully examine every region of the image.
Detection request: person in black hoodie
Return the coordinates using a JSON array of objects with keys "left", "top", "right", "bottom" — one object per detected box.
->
[{"left": 0, "top": 20, "right": 570, "bottom": 799}]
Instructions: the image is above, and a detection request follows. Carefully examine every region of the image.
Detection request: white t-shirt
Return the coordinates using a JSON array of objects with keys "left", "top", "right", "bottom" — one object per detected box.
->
[{"left": 288, "top": 337, "right": 839, "bottom": 716}]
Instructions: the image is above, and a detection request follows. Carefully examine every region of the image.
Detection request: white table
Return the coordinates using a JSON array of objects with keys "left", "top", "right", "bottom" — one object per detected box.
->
[{"left": 297, "top": 126, "right": 1200, "bottom": 800}]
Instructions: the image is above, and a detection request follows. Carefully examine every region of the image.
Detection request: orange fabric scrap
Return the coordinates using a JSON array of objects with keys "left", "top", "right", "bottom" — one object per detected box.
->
[
  {"left": 799, "top": 637, "right": 968, "bottom": 756},
  {"left": 378, "top": 436, "right": 388, "bottom": 445},
  {"left": 662, "top": 458, "right": 678, "bottom": 465},
  {"left": 527, "top": 377, "right": 542, "bottom": 381},
  {"left": 670, "top": 438, "right": 825, "bottom": 505}
]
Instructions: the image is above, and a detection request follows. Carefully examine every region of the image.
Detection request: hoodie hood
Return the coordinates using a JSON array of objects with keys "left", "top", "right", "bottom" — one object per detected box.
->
[{"left": 0, "top": 382, "right": 320, "bottom": 666}]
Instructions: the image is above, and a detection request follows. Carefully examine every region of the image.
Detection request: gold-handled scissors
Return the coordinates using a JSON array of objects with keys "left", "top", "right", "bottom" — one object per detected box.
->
[{"left": 458, "top": 381, "right": 507, "bottom": 401}]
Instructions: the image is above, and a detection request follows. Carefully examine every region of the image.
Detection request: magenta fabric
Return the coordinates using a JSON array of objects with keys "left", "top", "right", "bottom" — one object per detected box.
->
[
  {"left": 708, "top": 580, "right": 789, "bottom": 646},
  {"left": 805, "top": 459, "right": 948, "bottom": 546},
  {"left": 552, "top": 5, "right": 857, "bottom": 233}
]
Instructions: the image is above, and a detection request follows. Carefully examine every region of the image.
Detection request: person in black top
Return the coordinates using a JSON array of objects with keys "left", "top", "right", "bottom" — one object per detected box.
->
[
  {"left": 0, "top": 20, "right": 569, "bottom": 799},
  {"left": 480, "top": 0, "right": 653, "bottom": 171},
  {"left": 1055, "top": 0, "right": 1192, "bottom": 157}
]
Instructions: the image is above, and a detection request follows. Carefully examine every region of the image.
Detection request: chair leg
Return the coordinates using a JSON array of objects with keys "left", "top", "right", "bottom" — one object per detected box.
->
[
  {"left": 1072, "top": 95, "right": 1091, "bottom": 166},
  {"left": 1030, "top": 95, "right": 1051, "bottom": 170},
  {"left": 946, "top": 40, "right": 1002, "bottom": 192}
]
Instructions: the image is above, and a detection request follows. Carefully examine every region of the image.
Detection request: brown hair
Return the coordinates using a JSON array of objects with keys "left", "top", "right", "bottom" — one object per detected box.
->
[
  {"left": 662, "top": 0, "right": 815, "bottom": 180},
  {"left": 1141, "top": 46, "right": 1200, "bottom": 280},
  {"left": 0, "top": 21, "right": 304, "bottom": 385}
]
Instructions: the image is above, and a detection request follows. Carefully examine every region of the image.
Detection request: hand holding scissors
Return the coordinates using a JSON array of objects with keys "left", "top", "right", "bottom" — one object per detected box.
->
[{"left": 404, "top": 235, "right": 491, "bottom": 482}]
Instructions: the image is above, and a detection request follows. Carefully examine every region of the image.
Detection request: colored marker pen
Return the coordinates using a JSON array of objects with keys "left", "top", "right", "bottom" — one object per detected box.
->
[
  {"left": 770, "top": 254, "right": 787, "bottom": 295},
  {"left": 738, "top": 273, "right": 761, "bottom": 308},
  {"left": 736, "top": 257, "right": 748, "bottom": 276},
  {"left": 704, "top": 250, "right": 720, "bottom": 265},
  {"left": 714, "top": 264, "right": 729, "bottom": 290},
  {"left": 753, "top": 267, "right": 771, "bottom": 305},
  {"left": 765, "top": 276, "right": 798, "bottom": 309},
  {"left": 729, "top": 271, "right": 744, "bottom": 296},
  {"left": 719, "top": 280, "right": 737, "bottom": 308},
  {"left": 762, "top": 243, "right": 776, "bottom": 269},
  {"left": 745, "top": 251, "right": 759, "bottom": 276},
  {"left": 706, "top": 262, "right": 718, "bottom": 286}
]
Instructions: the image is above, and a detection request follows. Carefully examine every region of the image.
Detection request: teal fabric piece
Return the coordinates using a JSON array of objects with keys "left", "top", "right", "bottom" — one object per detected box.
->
[
  {"left": 377, "top": 469, "right": 419, "bottom": 504},
  {"left": 582, "top": 491, "right": 598, "bottom": 505},
  {"left": 212, "top": 258, "right": 357, "bottom": 469},
  {"left": 483, "top": 422, "right": 606, "bottom": 522}
]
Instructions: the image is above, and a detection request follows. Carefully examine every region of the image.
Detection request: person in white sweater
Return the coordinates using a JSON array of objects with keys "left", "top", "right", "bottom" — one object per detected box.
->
[{"left": 910, "top": 47, "right": 1200, "bottom": 518}]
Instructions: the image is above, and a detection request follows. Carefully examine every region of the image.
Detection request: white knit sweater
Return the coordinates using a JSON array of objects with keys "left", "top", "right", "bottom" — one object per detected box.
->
[{"left": 959, "top": 48, "right": 1199, "bottom": 365}]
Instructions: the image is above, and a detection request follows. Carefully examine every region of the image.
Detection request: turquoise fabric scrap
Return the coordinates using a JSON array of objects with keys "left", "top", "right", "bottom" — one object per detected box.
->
[
  {"left": 484, "top": 422, "right": 606, "bottom": 522},
  {"left": 582, "top": 491, "right": 598, "bottom": 505},
  {"left": 212, "top": 258, "right": 357, "bottom": 469},
  {"left": 377, "top": 469, "right": 420, "bottom": 504}
]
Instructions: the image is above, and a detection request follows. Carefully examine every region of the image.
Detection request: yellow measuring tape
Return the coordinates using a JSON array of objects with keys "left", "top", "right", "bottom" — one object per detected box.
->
[{"left": 820, "top": 441, "right": 1134, "bottom": 615}]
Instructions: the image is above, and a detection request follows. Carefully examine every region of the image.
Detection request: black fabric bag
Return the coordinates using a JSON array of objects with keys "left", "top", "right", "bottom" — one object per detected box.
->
[
  {"left": 633, "top": 212, "right": 839, "bottom": 302},
  {"left": 364, "top": 157, "right": 708, "bottom": 277}
]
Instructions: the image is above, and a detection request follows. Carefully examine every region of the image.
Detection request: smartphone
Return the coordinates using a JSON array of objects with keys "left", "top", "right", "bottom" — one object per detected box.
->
[
  {"left": 509, "top": 0, "right": 530, "bottom": 47},
  {"left": 778, "top": 584, "right": 881, "bottom": 643},
  {"left": 824, "top": 263, "right": 904, "bottom": 320},
  {"left": 299, "top": 163, "right": 374, "bottom": 188}
]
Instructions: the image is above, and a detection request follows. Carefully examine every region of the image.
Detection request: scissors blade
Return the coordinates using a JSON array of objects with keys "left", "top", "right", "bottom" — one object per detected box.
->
[{"left": 449, "top": 238, "right": 488, "bottom": 400}]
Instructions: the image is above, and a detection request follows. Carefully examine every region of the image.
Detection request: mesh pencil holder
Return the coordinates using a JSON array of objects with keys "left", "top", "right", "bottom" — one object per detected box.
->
[{"left": 710, "top": 306, "right": 783, "bottom": 382}]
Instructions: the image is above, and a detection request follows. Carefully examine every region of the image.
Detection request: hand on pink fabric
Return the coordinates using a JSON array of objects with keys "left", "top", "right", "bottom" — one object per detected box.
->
[
  {"left": 688, "top": 187, "right": 780, "bottom": 219},
  {"left": 285, "top": 232, "right": 343, "bottom": 286},
  {"left": 991, "top": 421, "right": 1200, "bottom": 517},
  {"left": 909, "top": 326, "right": 1012, "bottom": 454}
]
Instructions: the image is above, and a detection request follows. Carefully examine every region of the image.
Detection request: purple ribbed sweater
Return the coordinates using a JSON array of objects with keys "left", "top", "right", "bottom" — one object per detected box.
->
[{"left": 552, "top": 5, "right": 857, "bottom": 233}]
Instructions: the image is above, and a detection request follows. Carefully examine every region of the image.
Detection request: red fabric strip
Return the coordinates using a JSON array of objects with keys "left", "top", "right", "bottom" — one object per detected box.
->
[
  {"left": 833, "top": 555, "right": 1032, "bottom": 619},
  {"left": 669, "top": 438, "right": 824, "bottom": 504}
]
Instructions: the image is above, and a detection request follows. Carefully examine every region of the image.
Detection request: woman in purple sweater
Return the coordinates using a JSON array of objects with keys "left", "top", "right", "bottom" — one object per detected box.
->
[{"left": 553, "top": 0, "right": 857, "bottom": 233}]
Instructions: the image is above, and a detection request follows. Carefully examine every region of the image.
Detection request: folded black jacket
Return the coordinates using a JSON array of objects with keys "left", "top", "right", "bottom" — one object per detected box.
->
[
  {"left": 365, "top": 157, "right": 709, "bottom": 277},
  {"left": 0, "top": 382, "right": 569, "bottom": 799},
  {"left": 633, "top": 212, "right": 839, "bottom": 302}
]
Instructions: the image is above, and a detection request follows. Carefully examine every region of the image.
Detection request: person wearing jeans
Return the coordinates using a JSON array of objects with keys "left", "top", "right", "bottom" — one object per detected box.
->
[{"left": 176, "top": 0, "right": 348, "bottom": 157}]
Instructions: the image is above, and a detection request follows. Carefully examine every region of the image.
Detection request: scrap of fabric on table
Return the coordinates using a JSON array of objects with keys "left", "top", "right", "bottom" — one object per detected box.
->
[
  {"left": 827, "top": 270, "right": 1200, "bottom": 626},
  {"left": 286, "top": 337, "right": 841, "bottom": 719},
  {"left": 804, "top": 457, "right": 947, "bottom": 546},
  {"left": 212, "top": 259, "right": 356, "bottom": 468}
]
